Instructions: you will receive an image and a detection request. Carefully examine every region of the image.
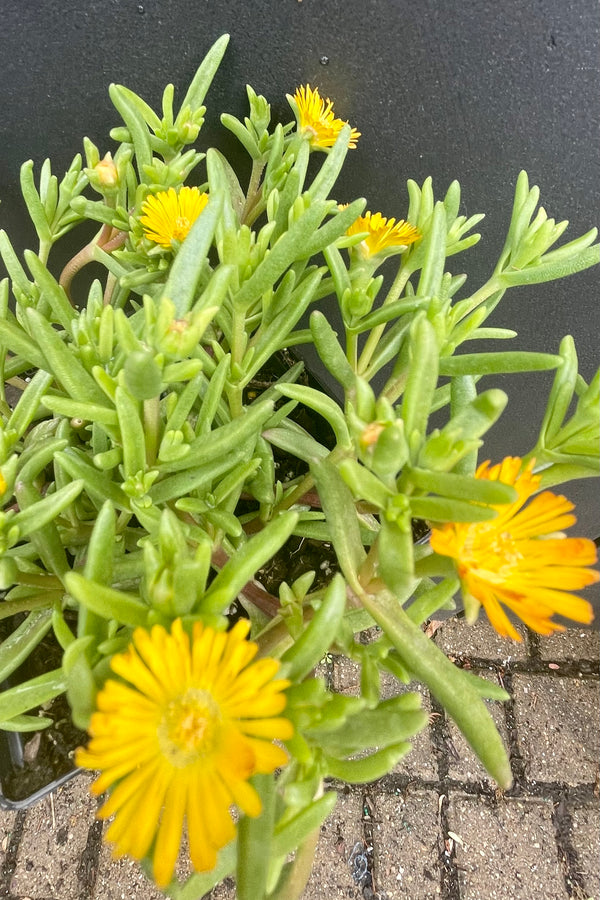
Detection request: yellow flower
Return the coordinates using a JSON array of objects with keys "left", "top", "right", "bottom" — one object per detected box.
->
[
  {"left": 140, "top": 186, "right": 208, "bottom": 249},
  {"left": 76, "top": 619, "right": 292, "bottom": 888},
  {"left": 346, "top": 210, "right": 421, "bottom": 258},
  {"left": 430, "top": 457, "right": 598, "bottom": 640},
  {"left": 291, "top": 84, "right": 360, "bottom": 149}
]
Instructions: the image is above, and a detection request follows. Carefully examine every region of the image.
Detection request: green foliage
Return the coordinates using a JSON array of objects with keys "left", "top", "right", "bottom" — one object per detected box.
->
[{"left": 0, "top": 33, "right": 598, "bottom": 900}]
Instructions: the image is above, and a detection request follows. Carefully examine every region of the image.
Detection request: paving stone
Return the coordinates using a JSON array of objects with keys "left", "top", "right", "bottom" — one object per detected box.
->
[
  {"left": 93, "top": 813, "right": 204, "bottom": 898},
  {"left": 208, "top": 875, "right": 237, "bottom": 898},
  {"left": 538, "top": 628, "right": 600, "bottom": 662},
  {"left": 10, "top": 772, "right": 97, "bottom": 899},
  {"left": 372, "top": 791, "right": 442, "bottom": 898},
  {"left": 301, "top": 790, "right": 363, "bottom": 899},
  {"left": 570, "top": 805, "right": 600, "bottom": 899},
  {"left": 332, "top": 654, "right": 362, "bottom": 695},
  {"left": 447, "top": 690, "right": 510, "bottom": 784},
  {"left": 435, "top": 615, "right": 528, "bottom": 660},
  {"left": 448, "top": 795, "right": 568, "bottom": 899},
  {"left": 174, "top": 830, "right": 194, "bottom": 882},
  {"left": 512, "top": 674, "right": 600, "bottom": 784},
  {"left": 93, "top": 837, "right": 164, "bottom": 900}
]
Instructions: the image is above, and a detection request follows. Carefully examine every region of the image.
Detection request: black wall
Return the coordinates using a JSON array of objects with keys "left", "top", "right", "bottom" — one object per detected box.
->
[{"left": 1, "top": 0, "right": 598, "bottom": 542}]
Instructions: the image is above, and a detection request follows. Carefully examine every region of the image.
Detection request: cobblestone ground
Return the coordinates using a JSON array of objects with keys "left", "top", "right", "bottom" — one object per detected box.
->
[{"left": 0, "top": 619, "right": 598, "bottom": 900}]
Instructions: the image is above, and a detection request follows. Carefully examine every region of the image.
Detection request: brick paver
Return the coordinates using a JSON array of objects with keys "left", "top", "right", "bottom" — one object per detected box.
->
[
  {"left": 92, "top": 835, "right": 164, "bottom": 900},
  {"left": 372, "top": 791, "right": 442, "bottom": 899},
  {"left": 9, "top": 774, "right": 97, "bottom": 899},
  {"left": 512, "top": 673, "right": 600, "bottom": 784},
  {"left": 0, "top": 619, "right": 598, "bottom": 900},
  {"left": 538, "top": 627, "right": 600, "bottom": 662},
  {"left": 302, "top": 791, "right": 364, "bottom": 899},
  {"left": 447, "top": 796, "right": 567, "bottom": 899},
  {"left": 433, "top": 616, "right": 529, "bottom": 661}
]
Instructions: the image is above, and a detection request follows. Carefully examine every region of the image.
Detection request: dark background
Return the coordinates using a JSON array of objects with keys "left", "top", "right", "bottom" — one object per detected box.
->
[{"left": 0, "top": 0, "right": 598, "bottom": 551}]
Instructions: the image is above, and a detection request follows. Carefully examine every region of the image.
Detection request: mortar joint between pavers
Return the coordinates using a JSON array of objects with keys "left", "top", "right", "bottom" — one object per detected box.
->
[
  {"left": 76, "top": 815, "right": 103, "bottom": 899},
  {"left": 429, "top": 695, "right": 453, "bottom": 783},
  {"left": 494, "top": 669, "right": 531, "bottom": 793},
  {"left": 359, "top": 790, "right": 380, "bottom": 897},
  {"left": 527, "top": 629, "right": 543, "bottom": 661},
  {"left": 551, "top": 794, "right": 590, "bottom": 899},
  {"left": 450, "top": 653, "right": 600, "bottom": 681},
  {"left": 437, "top": 791, "right": 462, "bottom": 900}
]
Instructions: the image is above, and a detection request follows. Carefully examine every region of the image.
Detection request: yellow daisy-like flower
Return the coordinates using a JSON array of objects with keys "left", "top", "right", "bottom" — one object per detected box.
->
[
  {"left": 430, "top": 457, "right": 598, "bottom": 640},
  {"left": 346, "top": 210, "right": 421, "bottom": 258},
  {"left": 292, "top": 84, "right": 361, "bottom": 149},
  {"left": 140, "top": 186, "right": 208, "bottom": 249},
  {"left": 76, "top": 618, "right": 292, "bottom": 888}
]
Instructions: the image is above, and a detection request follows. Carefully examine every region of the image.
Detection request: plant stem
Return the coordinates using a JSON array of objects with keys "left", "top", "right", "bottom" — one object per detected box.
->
[
  {"left": 38, "top": 239, "right": 51, "bottom": 267},
  {"left": 452, "top": 276, "right": 501, "bottom": 322},
  {"left": 358, "top": 262, "right": 413, "bottom": 374},
  {"left": 381, "top": 371, "right": 408, "bottom": 404},
  {"left": 59, "top": 224, "right": 108, "bottom": 300},
  {"left": 10, "top": 572, "right": 63, "bottom": 588},
  {"left": 0, "top": 594, "right": 60, "bottom": 621},
  {"left": 358, "top": 538, "right": 380, "bottom": 589},
  {"left": 276, "top": 471, "right": 316, "bottom": 513},
  {"left": 241, "top": 160, "right": 265, "bottom": 225},
  {"left": 59, "top": 226, "right": 127, "bottom": 302},
  {"left": 227, "top": 306, "right": 248, "bottom": 418},
  {"left": 211, "top": 545, "right": 281, "bottom": 618},
  {"left": 103, "top": 271, "right": 118, "bottom": 306},
  {"left": 346, "top": 329, "right": 358, "bottom": 372},
  {"left": 143, "top": 396, "right": 161, "bottom": 466}
]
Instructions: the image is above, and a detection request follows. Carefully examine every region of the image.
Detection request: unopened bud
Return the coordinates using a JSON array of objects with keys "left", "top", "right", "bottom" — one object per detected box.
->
[
  {"left": 95, "top": 153, "right": 118, "bottom": 188},
  {"left": 360, "top": 421, "right": 385, "bottom": 449}
]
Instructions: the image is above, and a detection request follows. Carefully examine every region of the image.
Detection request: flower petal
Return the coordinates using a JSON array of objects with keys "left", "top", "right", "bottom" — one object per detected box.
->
[
  {"left": 77, "top": 617, "right": 292, "bottom": 884},
  {"left": 152, "top": 774, "right": 188, "bottom": 888},
  {"left": 431, "top": 456, "right": 598, "bottom": 637}
]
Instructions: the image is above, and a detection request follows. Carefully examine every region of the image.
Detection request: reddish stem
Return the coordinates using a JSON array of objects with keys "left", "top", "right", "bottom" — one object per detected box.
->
[{"left": 59, "top": 225, "right": 128, "bottom": 303}]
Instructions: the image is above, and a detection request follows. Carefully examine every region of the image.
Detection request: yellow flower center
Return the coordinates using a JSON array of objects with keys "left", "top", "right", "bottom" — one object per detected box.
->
[
  {"left": 173, "top": 216, "right": 191, "bottom": 242},
  {"left": 159, "top": 689, "right": 221, "bottom": 767},
  {"left": 463, "top": 526, "right": 522, "bottom": 584}
]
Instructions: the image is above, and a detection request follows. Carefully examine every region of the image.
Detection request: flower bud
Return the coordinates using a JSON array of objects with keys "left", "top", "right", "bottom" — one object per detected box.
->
[
  {"left": 95, "top": 153, "right": 119, "bottom": 188},
  {"left": 360, "top": 421, "right": 385, "bottom": 450}
]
